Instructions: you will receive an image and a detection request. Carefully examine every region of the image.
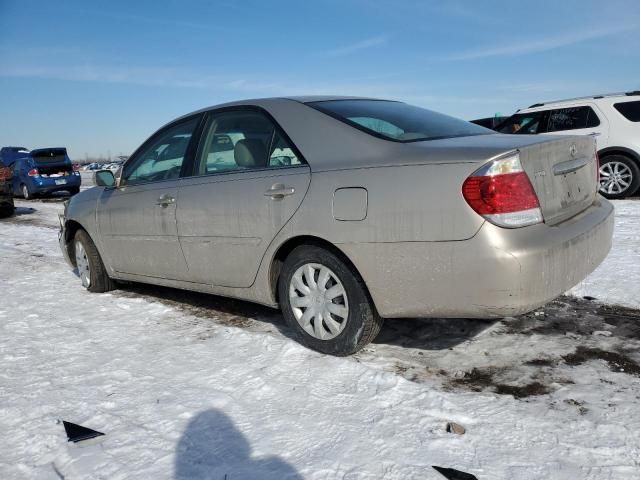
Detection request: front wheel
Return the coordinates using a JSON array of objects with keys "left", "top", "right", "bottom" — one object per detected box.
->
[
  {"left": 73, "top": 229, "right": 115, "bottom": 292},
  {"left": 599, "top": 155, "right": 640, "bottom": 199},
  {"left": 278, "top": 245, "right": 383, "bottom": 356}
]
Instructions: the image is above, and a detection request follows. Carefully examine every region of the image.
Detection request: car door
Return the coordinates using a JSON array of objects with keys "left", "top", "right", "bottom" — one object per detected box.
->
[
  {"left": 96, "top": 115, "right": 201, "bottom": 280},
  {"left": 176, "top": 107, "right": 311, "bottom": 287},
  {"left": 541, "top": 104, "right": 609, "bottom": 148}
]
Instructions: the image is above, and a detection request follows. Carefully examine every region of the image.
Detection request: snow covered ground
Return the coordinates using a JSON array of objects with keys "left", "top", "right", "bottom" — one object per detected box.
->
[{"left": 1, "top": 198, "right": 639, "bottom": 479}]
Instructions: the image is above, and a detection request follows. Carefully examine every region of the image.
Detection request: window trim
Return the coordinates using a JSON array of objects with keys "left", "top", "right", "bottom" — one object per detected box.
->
[
  {"left": 308, "top": 99, "right": 491, "bottom": 143},
  {"left": 184, "top": 105, "right": 308, "bottom": 180},
  {"left": 119, "top": 113, "right": 205, "bottom": 187}
]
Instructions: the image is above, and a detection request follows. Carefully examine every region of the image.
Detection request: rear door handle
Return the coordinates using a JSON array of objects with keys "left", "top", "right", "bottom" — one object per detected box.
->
[
  {"left": 264, "top": 184, "right": 295, "bottom": 199},
  {"left": 156, "top": 194, "right": 176, "bottom": 207}
]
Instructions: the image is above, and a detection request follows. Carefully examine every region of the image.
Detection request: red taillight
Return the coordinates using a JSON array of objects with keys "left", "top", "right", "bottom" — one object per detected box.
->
[
  {"left": 462, "top": 153, "right": 543, "bottom": 228},
  {"left": 0, "top": 167, "right": 10, "bottom": 181},
  {"left": 27, "top": 168, "right": 40, "bottom": 177},
  {"left": 462, "top": 171, "right": 540, "bottom": 215},
  {"left": 72, "top": 163, "right": 80, "bottom": 171}
]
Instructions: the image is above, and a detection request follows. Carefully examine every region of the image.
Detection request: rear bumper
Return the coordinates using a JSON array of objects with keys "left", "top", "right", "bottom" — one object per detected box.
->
[
  {"left": 28, "top": 175, "right": 81, "bottom": 194},
  {"left": 340, "top": 198, "right": 615, "bottom": 318}
]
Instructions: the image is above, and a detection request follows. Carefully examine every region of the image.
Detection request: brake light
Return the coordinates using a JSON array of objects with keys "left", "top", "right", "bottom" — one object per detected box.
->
[
  {"left": 27, "top": 168, "right": 40, "bottom": 177},
  {"left": 462, "top": 152, "right": 543, "bottom": 228},
  {"left": 0, "top": 167, "right": 9, "bottom": 181},
  {"left": 72, "top": 163, "right": 80, "bottom": 171}
]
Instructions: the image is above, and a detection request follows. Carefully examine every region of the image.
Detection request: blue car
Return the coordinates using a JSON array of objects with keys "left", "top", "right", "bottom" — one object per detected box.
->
[{"left": 0, "top": 146, "right": 81, "bottom": 199}]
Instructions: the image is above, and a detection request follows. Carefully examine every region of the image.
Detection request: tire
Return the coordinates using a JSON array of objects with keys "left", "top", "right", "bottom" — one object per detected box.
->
[
  {"left": 278, "top": 245, "right": 383, "bottom": 356},
  {"left": 73, "top": 229, "right": 115, "bottom": 293},
  {"left": 21, "top": 184, "right": 33, "bottom": 200},
  {"left": 0, "top": 202, "right": 14, "bottom": 218},
  {"left": 599, "top": 155, "right": 640, "bottom": 199}
]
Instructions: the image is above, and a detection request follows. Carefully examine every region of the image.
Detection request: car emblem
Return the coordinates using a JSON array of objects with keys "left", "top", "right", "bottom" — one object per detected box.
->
[{"left": 569, "top": 143, "right": 577, "bottom": 157}]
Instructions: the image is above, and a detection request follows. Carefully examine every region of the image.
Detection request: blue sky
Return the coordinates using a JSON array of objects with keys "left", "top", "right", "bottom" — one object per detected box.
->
[{"left": 1, "top": 0, "right": 639, "bottom": 159}]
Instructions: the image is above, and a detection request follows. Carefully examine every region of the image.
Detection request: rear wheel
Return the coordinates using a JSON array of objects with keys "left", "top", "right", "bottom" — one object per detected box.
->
[
  {"left": 599, "top": 155, "right": 640, "bottom": 199},
  {"left": 21, "top": 184, "right": 33, "bottom": 200},
  {"left": 278, "top": 245, "right": 383, "bottom": 356},
  {"left": 73, "top": 229, "right": 115, "bottom": 293}
]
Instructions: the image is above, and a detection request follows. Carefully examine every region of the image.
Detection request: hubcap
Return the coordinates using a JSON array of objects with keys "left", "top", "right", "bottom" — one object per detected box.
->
[
  {"left": 75, "top": 241, "right": 91, "bottom": 288},
  {"left": 22, "top": 185, "right": 28, "bottom": 198},
  {"left": 599, "top": 161, "right": 633, "bottom": 195},
  {"left": 289, "top": 263, "right": 349, "bottom": 340}
]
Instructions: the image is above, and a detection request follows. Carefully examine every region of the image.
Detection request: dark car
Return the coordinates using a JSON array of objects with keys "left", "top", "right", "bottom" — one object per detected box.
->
[
  {"left": 0, "top": 160, "right": 15, "bottom": 217},
  {"left": 0, "top": 146, "right": 81, "bottom": 199}
]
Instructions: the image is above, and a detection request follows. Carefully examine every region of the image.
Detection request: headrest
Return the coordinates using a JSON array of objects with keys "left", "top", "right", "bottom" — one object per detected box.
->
[{"left": 234, "top": 139, "right": 267, "bottom": 168}]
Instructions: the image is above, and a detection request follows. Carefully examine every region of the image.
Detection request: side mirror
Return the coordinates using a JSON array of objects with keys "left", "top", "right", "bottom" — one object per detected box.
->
[{"left": 95, "top": 169, "right": 115, "bottom": 188}]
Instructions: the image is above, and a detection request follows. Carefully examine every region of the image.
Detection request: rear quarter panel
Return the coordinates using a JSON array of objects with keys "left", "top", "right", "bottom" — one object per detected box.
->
[{"left": 282, "top": 163, "right": 484, "bottom": 243}]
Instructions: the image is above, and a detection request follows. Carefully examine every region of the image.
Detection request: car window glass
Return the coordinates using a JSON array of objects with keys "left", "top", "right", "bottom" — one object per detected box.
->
[
  {"left": 497, "top": 111, "right": 546, "bottom": 134},
  {"left": 613, "top": 101, "right": 640, "bottom": 122},
  {"left": 269, "top": 130, "right": 302, "bottom": 167},
  {"left": 309, "top": 100, "right": 490, "bottom": 142},
  {"left": 195, "top": 110, "right": 302, "bottom": 175},
  {"left": 122, "top": 118, "right": 198, "bottom": 185},
  {"left": 546, "top": 106, "right": 599, "bottom": 132}
]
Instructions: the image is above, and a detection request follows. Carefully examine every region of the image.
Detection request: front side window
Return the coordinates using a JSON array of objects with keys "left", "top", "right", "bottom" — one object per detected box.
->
[
  {"left": 122, "top": 117, "right": 199, "bottom": 185},
  {"left": 194, "top": 110, "right": 303, "bottom": 176},
  {"left": 497, "top": 111, "right": 546, "bottom": 134},
  {"left": 614, "top": 101, "right": 640, "bottom": 122},
  {"left": 546, "top": 106, "right": 600, "bottom": 132},
  {"left": 308, "top": 100, "right": 490, "bottom": 142}
]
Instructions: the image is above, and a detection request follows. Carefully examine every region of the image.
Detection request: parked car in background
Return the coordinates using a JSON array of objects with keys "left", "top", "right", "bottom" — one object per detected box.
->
[
  {"left": 82, "top": 163, "right": 103, "bottom": 171},
  {"left": 59, "top": 96, "right": 613, "bottom": 355},
  {"left": 0, "top": 147, "right": 81, "bottom": 199},
  {"left": 470, "top": 115, "right": 507, "bottom": 129},
  {"left": 0, "top": 161, "right": 14, "bottom": 217},
  {"left": 496, "top": 91, "right": 640, "bottom": 198}
]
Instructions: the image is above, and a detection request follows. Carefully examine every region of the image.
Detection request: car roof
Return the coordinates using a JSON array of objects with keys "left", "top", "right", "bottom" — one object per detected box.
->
[
  {"left": 520, "top": 90, "right": 640, "bottom": 111},
  {"left": 166, "top": 96, "right": 393, "bottom": 129}
]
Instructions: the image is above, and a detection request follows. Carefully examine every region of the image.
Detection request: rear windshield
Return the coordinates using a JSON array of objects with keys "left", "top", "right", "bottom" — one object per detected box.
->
[
  {"left": 307, "top": 100, "right": 491, "bottom": 142},
  {"left": 613, "top": 101, "right": 640, "bottom": 122}
]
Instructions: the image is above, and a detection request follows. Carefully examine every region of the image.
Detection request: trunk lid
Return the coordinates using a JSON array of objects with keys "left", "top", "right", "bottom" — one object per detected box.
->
[
  {"left": 31, "top": 148, "right": 69, "bottom": 166},
  {"left": 517, "top": 136, "right": 598, "bottom": 225}
]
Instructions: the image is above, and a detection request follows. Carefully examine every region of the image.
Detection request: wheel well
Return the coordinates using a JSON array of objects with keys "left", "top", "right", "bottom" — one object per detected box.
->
[
  {"left": 63, "top": 220, "right": 84, "bottom": 265},
  {"left": 269, "top": 235, "right": 369, "bottom": 305},
  {"left": 598, "top": 147, "right": 640, "bottom": 166}
]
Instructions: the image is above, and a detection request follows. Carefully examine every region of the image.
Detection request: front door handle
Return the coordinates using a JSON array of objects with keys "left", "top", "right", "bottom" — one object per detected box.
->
[
  {"left": 156, "top": 194, "right": 176, "bottom": 207},
  {"left": 264, "top": 184, "right": 295, "bottom": 199}
]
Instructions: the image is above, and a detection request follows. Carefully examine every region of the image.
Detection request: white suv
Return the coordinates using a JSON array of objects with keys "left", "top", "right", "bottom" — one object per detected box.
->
[{"left": 497, "top": 91, "right": 640, "bottom": 198}]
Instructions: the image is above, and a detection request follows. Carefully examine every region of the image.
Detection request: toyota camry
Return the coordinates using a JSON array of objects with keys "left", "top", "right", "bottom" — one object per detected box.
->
[{"left": 59, "top": 97, "right": 614, "bottom": 355}]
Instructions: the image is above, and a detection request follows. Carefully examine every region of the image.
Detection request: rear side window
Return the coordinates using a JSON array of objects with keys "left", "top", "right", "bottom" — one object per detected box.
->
[
  {"left": 546, "top": 106, "right": 600, "bottom": 132},
  {"left": 613, "top": 101, "right": 640, "bottom": 122},
  {"left": 194, "top": 109, "right": 303, "bottom": 176},
  {"left": 308, "top": 100, "right": 490, "bottom": 142}
]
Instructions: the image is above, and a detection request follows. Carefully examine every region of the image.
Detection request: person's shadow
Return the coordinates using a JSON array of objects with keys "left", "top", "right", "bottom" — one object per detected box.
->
[{"left": 174, "top": 408, "right": 302, "bottom": 480}]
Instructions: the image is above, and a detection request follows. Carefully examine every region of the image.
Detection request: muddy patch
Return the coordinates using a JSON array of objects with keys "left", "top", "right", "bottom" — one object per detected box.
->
[
  {"left": 562, "top": 346, "right": 640, "bottom": 376},
  {"left": 448, "top": 367, "right": 551, "bottom": 399},
  {"left": 503, "top": 296, "right": 640, "bottom": 340}
]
